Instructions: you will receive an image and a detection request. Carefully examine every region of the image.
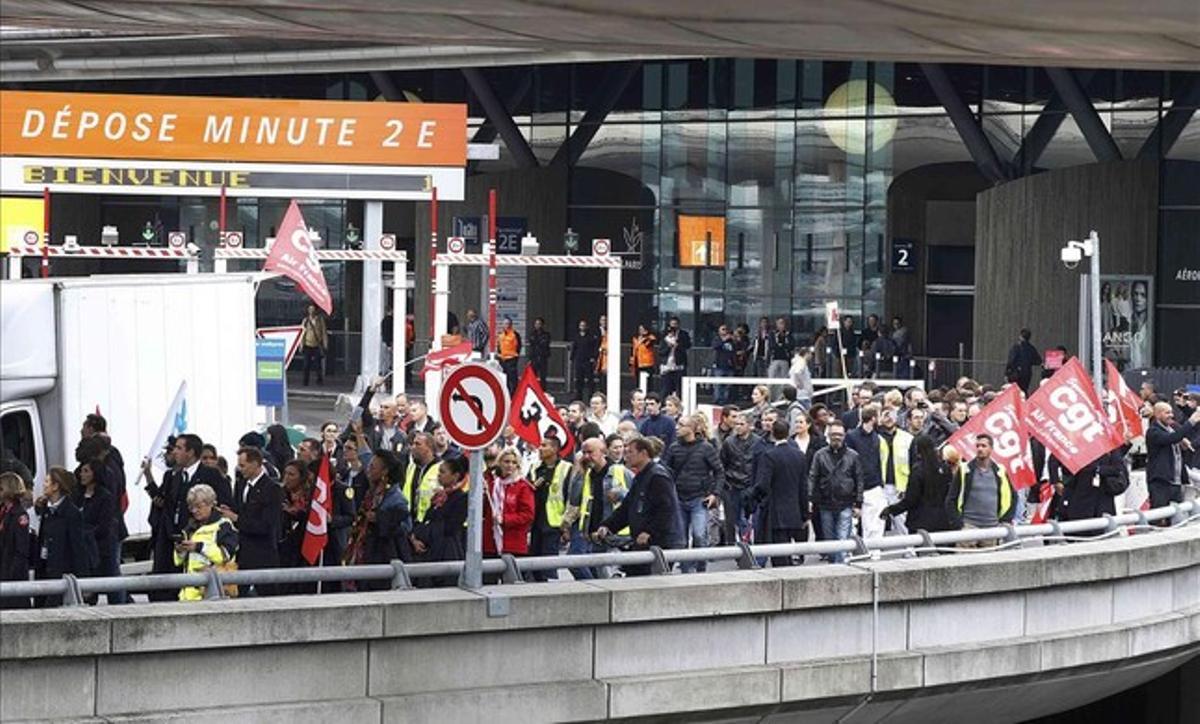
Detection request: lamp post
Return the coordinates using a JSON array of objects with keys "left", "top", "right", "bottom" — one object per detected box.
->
[{"left": 1061, "top": 230, "right": 1103, "bottom": 399}]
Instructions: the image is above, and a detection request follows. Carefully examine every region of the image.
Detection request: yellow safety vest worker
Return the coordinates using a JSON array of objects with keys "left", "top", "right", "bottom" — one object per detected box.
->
[
  {"left": 172, "top": 516, "right": 236, "bottom": 602},
  {"left": 579, "top": 464, "right": 629, "bottom": 534},
  {"left": 542, "top": 460, "right": 573, "bottom": 528},
  {"left": 879, "top": 429, "right": 914, "bottom": 493},
  {"left": 404, "top": 460, "right": 441, "bottom": 523},
  {"left": 954, "top": 462, "right": 1013, "bottom": 519}
]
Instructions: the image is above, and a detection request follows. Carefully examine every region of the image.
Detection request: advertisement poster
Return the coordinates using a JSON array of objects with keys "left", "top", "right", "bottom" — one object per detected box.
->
[{"left": 1099, "top": 275, "right": 1153, "bottom": 369}]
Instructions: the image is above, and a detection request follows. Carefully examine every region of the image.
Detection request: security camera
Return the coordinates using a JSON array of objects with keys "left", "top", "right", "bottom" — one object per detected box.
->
[{"left": 1060, "top": 245, "right": 1082, "bottom": 269}]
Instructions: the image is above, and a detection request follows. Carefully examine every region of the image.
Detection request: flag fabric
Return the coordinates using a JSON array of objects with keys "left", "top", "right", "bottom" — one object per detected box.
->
[
  {"left": 945, "top": 385, "right": 1037, "bottom": 490},
  {"left": 1105, "top": 359, "right": 1145, "bottom": 438},
  {"left": 1023, "top": 357, "right": 1123, "bottom": 474},
  {"left": 509, "top": 365, "right": 575, "bottom": 456},
  {"left": 300, "top": 454, "right": 334, "bottom": 565},
  {"left": 1030, "top": 481, "right": 1055, "bottom": 524},
  {"left": 420, "top": 340, "right": 472, "bottom": 376},
  {"left": 264, "top": 200, "right": 333, "bottom": 315},
  {"left": 145, "top": 381, "right": 188, "bottom": 468}
]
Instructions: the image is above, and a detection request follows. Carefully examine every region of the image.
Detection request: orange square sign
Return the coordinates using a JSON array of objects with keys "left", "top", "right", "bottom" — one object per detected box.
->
[{"left": 677, "top": 214, "right": 726, "bottom": 268}]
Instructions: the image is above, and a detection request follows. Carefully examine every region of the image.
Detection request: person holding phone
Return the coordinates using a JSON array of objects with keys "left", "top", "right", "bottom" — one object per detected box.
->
[{"left": 173, "top": 483, "right": 237, "bottom": 601}]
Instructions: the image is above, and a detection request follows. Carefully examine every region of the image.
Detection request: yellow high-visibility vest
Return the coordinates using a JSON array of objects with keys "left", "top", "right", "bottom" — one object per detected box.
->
[
  {"left": 543, "top": 460, "right": 572, "bottom": 528},
  {"left": 404, "top": 460, "right": 441, "bottom": 523},
  {"left": 580, "top": 464, "right": 629, "bottom": 534},
  {"left": 880, "top": 429, "right": 914, "bottom": 492},
  {"left": 955, "top": 462, "right": 1013, "bottom": 518}
]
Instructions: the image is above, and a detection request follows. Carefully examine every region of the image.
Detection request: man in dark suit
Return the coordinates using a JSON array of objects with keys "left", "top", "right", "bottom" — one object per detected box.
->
[
  {"left": 167, "top": 435, "right": 233, "bottom": 534},
  {"left": 1145, "top": 402, "right": 1200, "bottom": 512},
  {"left": 1006, "top": 328, "right": 1043, "bottom": 395},
  {"left": 221, "top": 447, "right": 283, "bottom": 596},
  {"left": 753, "top": 420, "right": 810, "bottom": 567}
]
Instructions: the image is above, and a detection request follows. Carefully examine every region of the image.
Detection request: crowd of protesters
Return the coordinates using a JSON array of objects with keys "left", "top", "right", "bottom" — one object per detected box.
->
[{"left": 3, "top": 320, "right": 1198, "bottom": 606}]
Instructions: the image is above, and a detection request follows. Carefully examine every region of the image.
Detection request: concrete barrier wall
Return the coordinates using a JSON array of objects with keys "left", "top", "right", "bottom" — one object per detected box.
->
[{"left": 2, "top": 527, "right": 1199, "bottom": 723}]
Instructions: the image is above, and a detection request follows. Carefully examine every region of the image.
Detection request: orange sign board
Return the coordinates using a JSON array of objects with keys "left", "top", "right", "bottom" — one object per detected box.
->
[
  {"left": 677, "top": 214, "right": 726, "bottom": 267},
  {"left": 0, "top": 91, "right": 466, "bottom": 167}
]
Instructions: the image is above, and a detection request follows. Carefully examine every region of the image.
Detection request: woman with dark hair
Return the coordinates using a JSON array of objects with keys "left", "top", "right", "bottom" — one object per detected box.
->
[
  {"left": 880, "top": 435, "right": 954, "bottom": 533},
  {"left": 410, "top": 454, "right": 468, "bottom": 586},
  {"left": 34, "top": 467, "right": 90, "bottom": 607},
  {"left": 73, "top": 459, "right": 115, "bottom": 604},
  {"left": 265, "top": 424, "right": 295, "bottom": 471},
  {"left": 0, "top": 472, "right": 33, "bottom": 609},
  {"left": 342, "top": 449, "right": 411, "bottom": 591},
  {"left": 277, "top": 460, "right": 314, "bottom": 593}
]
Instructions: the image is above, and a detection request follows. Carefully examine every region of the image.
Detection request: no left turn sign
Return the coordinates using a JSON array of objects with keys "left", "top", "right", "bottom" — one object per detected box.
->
[{"left": 438, "top": 362, "right": 510, "bottom": 449}]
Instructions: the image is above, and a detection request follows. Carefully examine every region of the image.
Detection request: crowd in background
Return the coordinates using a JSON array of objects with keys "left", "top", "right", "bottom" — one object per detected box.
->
[{"left": 2, "top": 324, "right": 1198, "bottom": 606}]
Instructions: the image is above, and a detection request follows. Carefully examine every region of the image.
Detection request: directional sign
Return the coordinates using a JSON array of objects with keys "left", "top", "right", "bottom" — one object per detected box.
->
[
  {"left": 438, "top": 362, "right": 509, "bottom": 449},
  {"left": 255, "top": 338, "right": 287, "bottom": 407},
  {"left": 891, "top": 237, "right": 917, "bottom": 273},
  {"left": 256, "top": 325, "right": 304, "bottom": 368}
]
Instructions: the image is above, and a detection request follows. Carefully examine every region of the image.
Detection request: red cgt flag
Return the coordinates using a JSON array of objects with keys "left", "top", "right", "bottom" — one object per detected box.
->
[
  {"left": 946, "top": 385, "right": 1037, "bottom": 490},
  {"left": 1105, "top": 359, "right": 1145, "bottom": 438},
  {"left": 1023, "top": 357, "right": 1124, "bottom": 475},
  {"left": 420, "top": 341, "right": 473, "bottom": 377},
  {"left": 300, "top": 454, "right": 334, "bottom": 565},
  {"left": 509, "top": 365, "right": 575, "bottom": 457},
  {"left": 264, "top": 200, "right": 333, "bottom": 315}
]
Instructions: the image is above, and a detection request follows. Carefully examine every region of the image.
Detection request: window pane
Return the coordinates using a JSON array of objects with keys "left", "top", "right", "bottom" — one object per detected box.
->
[
  {"left": 570, "top": 123, "right": 661, "bottom": 206},
  {"left": 793, "top": 207, "right": 865, "bottom": 298},
  {"left": 795, "top": 119, "right": 865, "bottom": 207},
  {"left": 726, "top": 207, "right": 793, "bottom": 300},
  {"left": 662, "top": 122, "right": 727, "bottom": 204},
  {"left": 727, "top": 121, "right": 795, "bottom": 207}
]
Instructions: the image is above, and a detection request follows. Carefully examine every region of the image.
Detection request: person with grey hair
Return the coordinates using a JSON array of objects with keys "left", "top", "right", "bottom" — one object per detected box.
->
[{"left": 173, "top": 483, "right": 237, "bottom": 601}]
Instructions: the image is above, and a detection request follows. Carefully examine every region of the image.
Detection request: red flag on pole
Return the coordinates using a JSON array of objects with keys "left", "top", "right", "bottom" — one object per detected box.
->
[
  {"left": 509, "top": 366, "right": 575, "bottom": 456},
  {"left": 264, "top": 200, "right": 333, "bottom": 315},
  {"left": 420, "top": 340, "right": 472, "bottom": 377},
  {"left": 1104, "top": 359, "right": 1145, "bottom": 438},
  {"left": 945, "top": 385, "right": 1037, "bottom": 490},
  {"left": 1023, "top": 357, "right": 1124, "bottom": 474},
  {"left": 300, "top": 455, "right": 334, "bottom": 565}
]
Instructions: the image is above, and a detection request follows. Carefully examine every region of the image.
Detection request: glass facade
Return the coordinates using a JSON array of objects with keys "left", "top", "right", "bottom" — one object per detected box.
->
[{"left": 16, "top": 61, "right": 1200, "bottom": 362}]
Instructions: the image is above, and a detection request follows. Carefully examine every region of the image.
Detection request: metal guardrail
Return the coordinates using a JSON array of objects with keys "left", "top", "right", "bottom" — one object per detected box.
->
[{"left": 2, "top": 501, "right": 1195, "bottom": 605}]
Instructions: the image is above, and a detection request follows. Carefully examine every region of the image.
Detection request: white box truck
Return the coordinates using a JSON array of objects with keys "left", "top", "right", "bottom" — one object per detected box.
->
[{"left": 0, "top": 272, "right": 259, "bottom": 539}]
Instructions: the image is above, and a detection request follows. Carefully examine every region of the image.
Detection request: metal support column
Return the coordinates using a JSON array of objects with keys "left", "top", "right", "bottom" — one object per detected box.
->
[
  {"left": 1139, "top": 77, "right": 1200, "bottom": 160},
  {"left": 920, "top": 63, "right": 1009, "bottom": 183},
  {"left": 392, "top": 257, "right": 407, "bottom": 397},
  {"left": 462, "top": 68, "right": 538, "bottom": 169},
  {"left": 605, "top": 265, "right": 622, "bottom": 412},
  {"left": 552, "top": 61, "right": 642, "bottom": 167},
  {"left": 427, "top": 262, "right": 450, "bottom": 405},
  {"left": 1045, "top": 67, "right": 1121, "bottom": 162},
  {"left": 360, "top": 201, "right": 384, "bottom": 389}
]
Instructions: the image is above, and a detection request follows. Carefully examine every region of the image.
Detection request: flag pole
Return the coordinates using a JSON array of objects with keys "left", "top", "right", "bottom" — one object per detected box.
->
[
  {"left": 317, "top": 549, "right": 324, "bottom": 595},
  {"left": 487, "top": 188, "right": 498, "bottom": 358}
]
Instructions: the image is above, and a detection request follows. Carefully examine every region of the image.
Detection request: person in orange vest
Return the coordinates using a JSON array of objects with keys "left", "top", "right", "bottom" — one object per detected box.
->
[
  {"left": 595, "top": 314, "right": 609, "bottom": 379},
  {"left": 497, "top": 316, "right": 522, "bottom": 395},
  {"left": 629, "top": 323, "right": 657, "bottom": 392}
]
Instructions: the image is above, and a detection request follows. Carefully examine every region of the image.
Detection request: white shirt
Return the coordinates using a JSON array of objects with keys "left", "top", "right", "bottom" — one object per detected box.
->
[{"left": 243, "top": 468, "right": 266, "bottom": 504}]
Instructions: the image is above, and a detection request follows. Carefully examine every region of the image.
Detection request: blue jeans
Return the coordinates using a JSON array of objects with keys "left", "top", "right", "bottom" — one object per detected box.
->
[
  {"left": 567, "top": 530, "right": 596, "bottom": 580},
  {"left": 819, "top": 507, "right": 854, "bottom": 564},
  {"left": 713, "top": 367, "right": 734, "bottom": 404},
  {"left": 677, "top": 496, "right": 709, "bottom": 573}
]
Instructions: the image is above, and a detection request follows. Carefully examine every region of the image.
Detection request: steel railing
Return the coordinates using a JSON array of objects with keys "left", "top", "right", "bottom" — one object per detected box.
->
[{"left": 2, "top": 500, "right": 1194, "bottom": 605}]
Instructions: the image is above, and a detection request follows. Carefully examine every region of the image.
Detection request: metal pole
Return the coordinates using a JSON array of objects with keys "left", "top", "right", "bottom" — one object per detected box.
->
[
  {"left": 487, "top": 189, "right": 498, "bottom": 357},
  {"left": 429, "top": 187, "right": 438, "bottom": 337},
  {"left": 41, "top": 186, "right": 50, "bottom": 278},
  {"left": 393, "top": 258, "right": 407, "bottom": 397},
  {"left": 459, "top": 449, "right": 485, "bottom": 590},
  {"left": 1089, "top": 231, "right": 1104, "bottom": 400},
  {"left": 361, "top": 201, "right": 384, "bottom": 389},
  {"left": 606, "top": 265, "right": 621, "bottom": 412},
  {"left": 427, "top": 263, "right": 450, "bottom": 406},
  {"left": 219, "top": 184, "right": 227, "bottom": 244}
]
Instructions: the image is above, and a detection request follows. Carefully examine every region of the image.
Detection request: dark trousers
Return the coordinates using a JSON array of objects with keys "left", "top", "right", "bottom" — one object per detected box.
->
[
  {"left": 660, "top": 370, "right": 682, "bottom": 399},
  {"left": 303, "top": 345, "right": 324, "bottom": 385},
  {"left": 574, "top": 368, "right": 595, "bottom": 403},
  {"left": 527, "top": 530, "right": 561, "bottom": 582},
  {"left": 501, "top": 358, "right": 519, "bottom": 395},
  {"left": 769, "top": 527, "right": 807, "bottom": 567},
  {"left": 530, "top": 359, "right": 548, "bottom": 385},
  {"left": 721, "top": 485, "right": 748, "bottom": 545}
]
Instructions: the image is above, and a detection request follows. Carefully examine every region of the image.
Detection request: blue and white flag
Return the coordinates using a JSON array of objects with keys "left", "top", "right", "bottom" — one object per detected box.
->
[{"left": 146, "top": 381, "right": 188, "bottom": 468}]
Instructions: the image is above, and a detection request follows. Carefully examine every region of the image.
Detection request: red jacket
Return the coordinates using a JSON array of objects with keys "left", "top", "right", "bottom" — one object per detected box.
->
[{"left": 482, "top": 475, "right": 535, "bottom": 555}]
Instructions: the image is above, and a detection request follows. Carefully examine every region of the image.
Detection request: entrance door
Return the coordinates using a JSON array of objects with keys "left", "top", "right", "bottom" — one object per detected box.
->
[{"left": 925, "top": 288, "right": 974, "bottom": 358}]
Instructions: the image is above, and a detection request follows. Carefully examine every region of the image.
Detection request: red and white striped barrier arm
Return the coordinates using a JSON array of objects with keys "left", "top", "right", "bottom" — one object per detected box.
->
[{"left": 5, "top": 245, "right": 197, "bottom": 259}]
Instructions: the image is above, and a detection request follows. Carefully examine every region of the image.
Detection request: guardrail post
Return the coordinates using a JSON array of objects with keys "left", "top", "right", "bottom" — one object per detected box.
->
[
  {"left": 390, "top": 560, "right": 413, "bottom": 589},
  {"left": 1003, "top": 523, "right": 1021, "bottom": 547},
  {"left": 648, "top": 546, "right": 671, "bottom": 575},
  {"left": 1103, "top": 514, "right": 1119, "bottom": 535},
  {"left": 1048, "top": 519, "right": 1066, "bottom": 544},
  {"left": 61, "top": 574, "right": 83, "bottom": 607},
  {"left": 1169, "top": 503, "right": 1186, "bottom": 527},
  {"left": 735, "top": 542, "right": 759, "bottom": 570},
  {"left": 850, "top": 534, "right": 870, "bottom": 558},
  {"left": 915, "top": 529, "right": 939, "bottom": 557},
  {"left": 1135, "top": 508, "right": 1150, "bottom": 530},
  {"left": 499, "top": 554, "right": 524, "bottom": 584},
  {"left": 204, "top": 567, "right": 226, "bottom": 600}
]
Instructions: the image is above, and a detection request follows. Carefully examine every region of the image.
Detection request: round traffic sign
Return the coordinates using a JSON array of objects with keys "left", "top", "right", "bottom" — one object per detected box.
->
[
  {"left": 592, "top": 238, "right": 611, "bottom": 256},
  {"left": 22, "top": 230, "right": 38, "bottom": 245},
  {"left": 379, "top": 234, "right": 396, "bottom": 250},
  {"left": 225, "top": 231, "right": 244, "bottom": 248},
  {"left": 168, "top": 231, "right": 186, "bottom": 248},
  {"left": 447, "top": 237, "right": 466, "bottom": 254},
  {"left": 438, "top": 363, "right": 509, "bottom": 450}
]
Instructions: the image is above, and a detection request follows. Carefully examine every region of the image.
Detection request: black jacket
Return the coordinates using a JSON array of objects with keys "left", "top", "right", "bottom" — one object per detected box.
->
[
  {"left": 808, "top": 445, "right": 864, "bottom": 509},
  {"left": 0, "top": 502, "right": 32, "bottom": 609},
  {"left": 325, "top": 480, "right": 357, "bottom": 566},
  {"left": 1062, "top": 450, "right": 1126, "bottom": 521},
  {"left": 74, "top": 486, "right": 115, "bottom": 569},
  {"left": 661, "top": 439, "right": 724, "bottom": 501},
  {"left": 658, "top": 328, "right": 692, "bottom": 370},
  {"left": 413, "top": 488, "right": 467, "bottom": 563},
  {"left": 232, "top": 473, "right": 283, "bottom": 570},
  {"left": 720, "top": 434, "right": 756, "bottom": 490},
  {"left": 570, "top": 332, "right": 600, "bottom": 372},
  {"left": 1146, "top": 419, "right": 1196, "bottom": 486},
  {"left": 753, "top": 441, "right": 809, "bottom": 531},
  {"left": 1007, "top": 340, "right": 1042, "bottom": 379},
  {"left": 34, "top": 498, "right": 90, "bottom": 579},
  {"left": 528, "top": 328, "right": 552, "bottom": 366},
  {"left": 886, "top": 460, "right": 953, "bottom": 532},
  {"left": 600, "top": 462, "right": 682, "bottom": 548},
  {"left": 845, "top": 427, "right": 883, "bottom": 489}
]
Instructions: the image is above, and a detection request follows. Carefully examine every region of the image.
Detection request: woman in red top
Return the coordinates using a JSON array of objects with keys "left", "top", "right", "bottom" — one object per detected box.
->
[{"left": 482, "top": 449, "right": 535, "bottom": 556}]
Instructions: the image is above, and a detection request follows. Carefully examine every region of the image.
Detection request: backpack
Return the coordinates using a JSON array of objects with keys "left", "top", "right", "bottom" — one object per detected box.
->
[{"left": 1098, "top": 466, "right": 1129, "bottom": 497}]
